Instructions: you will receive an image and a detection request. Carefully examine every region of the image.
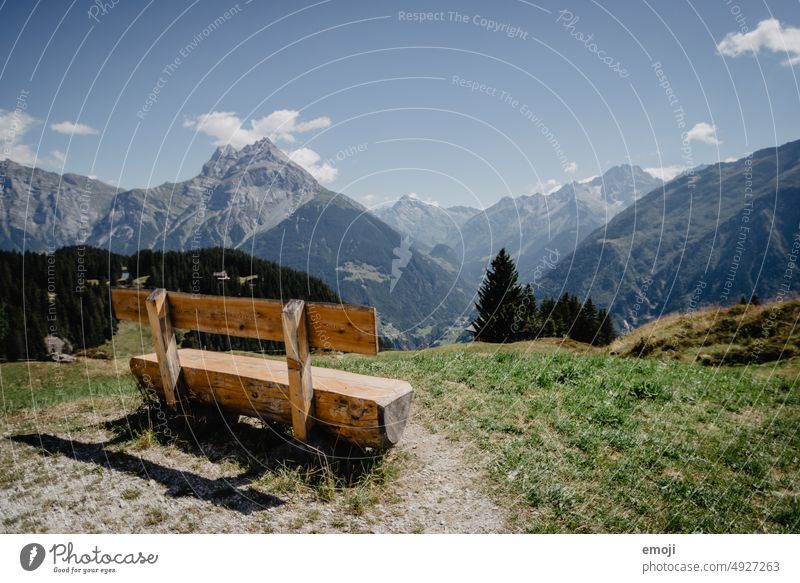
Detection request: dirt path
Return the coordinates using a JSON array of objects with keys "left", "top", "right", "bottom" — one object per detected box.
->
[
  {"left": 379, "top": 422, "right": 506, "bottom": 533},
  {"left": 0, "top": 404, "right": 508, "bottom": 533}
]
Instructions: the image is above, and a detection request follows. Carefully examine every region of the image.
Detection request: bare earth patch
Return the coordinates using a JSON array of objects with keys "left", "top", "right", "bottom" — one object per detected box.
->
[{"left": 0, "top": 399, "right": 507, "bottom": 533}]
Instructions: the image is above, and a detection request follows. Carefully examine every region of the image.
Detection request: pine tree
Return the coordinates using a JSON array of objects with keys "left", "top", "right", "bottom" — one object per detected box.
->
[
  {"left": 518, "top": 284, "right": 539, "bottom": 339},
  {"left": 574, "top": 297, "right": 598, "bottom": 343},
  {"left": 471, "top": 249, "right": 525, "bottom": 343},
  {"left": 537, "top": 297, "right": 558, "bottom": 337},
  {"left": 596, "top": 308, "right": 616, "bottom": 345}
]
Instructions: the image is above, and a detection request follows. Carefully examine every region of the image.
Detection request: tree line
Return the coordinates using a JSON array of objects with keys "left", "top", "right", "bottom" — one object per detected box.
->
[
  {"left": 470, "top": 248, "right": 615, "bottom": 345},
  {"left": 0, "top": 246, "right": 339, "bottom": 361}
]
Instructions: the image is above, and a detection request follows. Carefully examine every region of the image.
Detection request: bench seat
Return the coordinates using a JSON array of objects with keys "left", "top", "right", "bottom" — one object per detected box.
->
[{"left": 130, "top": 348, "right": 413, "bottom": 448}]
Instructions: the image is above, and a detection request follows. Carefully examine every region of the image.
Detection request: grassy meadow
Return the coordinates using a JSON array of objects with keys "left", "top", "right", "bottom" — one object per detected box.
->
[
  {"left": 318, "top": 342, "right": 800, "bottom": 532},
  {"left": 1, "top": 310, "right": 799, "bottom": 533}
]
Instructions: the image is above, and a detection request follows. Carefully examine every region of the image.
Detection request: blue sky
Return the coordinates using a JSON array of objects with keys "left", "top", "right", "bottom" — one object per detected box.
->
[{"left": 1, "top": 0, "right": 799, "bottom": 209}]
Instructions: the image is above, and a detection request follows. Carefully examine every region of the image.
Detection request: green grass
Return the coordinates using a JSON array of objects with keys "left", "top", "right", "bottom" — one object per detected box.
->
[
  {"left": 0, "top": 322, "right": 144, "bottom": 414},
  {"left": 611, "top": 299, "right": 800, "bottom": 369},
  {"left": 317, "top": 345, "right": 800, "bottom": 533},
  {"left": 0, "top": 359, "right": 139, "bottom": 414},
  {"left": 4, "top": 319, "right": 798, "bottom": 532}
]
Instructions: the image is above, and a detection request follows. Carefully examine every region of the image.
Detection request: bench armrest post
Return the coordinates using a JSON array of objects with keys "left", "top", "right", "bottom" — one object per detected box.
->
[
  {"left": 281, "top": 299, "right": 314, "bottom": 442},
  {"left": 145, "top": 288, "right": 185, "bottom": 408}
]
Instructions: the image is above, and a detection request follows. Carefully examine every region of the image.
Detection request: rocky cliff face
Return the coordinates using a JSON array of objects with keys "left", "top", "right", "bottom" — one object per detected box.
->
[
  {"left": 87, "top": 138, "right": 323, "bottom": 254},
  {"left": 373, "top": 196, "right": 478, "bottom": 251},
  {"left": 450, "top": 165, "right": 663, "bottom": 284},
  {"left": 0, "top": 159, "right": 118, "bottom": 251}
]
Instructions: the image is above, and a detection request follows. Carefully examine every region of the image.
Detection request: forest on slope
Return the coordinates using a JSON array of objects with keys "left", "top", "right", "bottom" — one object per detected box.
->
[{"left": 0, "top": 246, "right": 338, "bottom": 361}]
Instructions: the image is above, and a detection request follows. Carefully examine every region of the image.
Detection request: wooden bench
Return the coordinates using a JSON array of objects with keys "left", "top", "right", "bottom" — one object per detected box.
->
[{"left": 110, "top": 288, "right": 412, "bottom": 448}]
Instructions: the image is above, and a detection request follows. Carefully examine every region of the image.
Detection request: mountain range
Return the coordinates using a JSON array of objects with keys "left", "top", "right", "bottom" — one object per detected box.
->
[
  {"left": 3, "top": 136, "right": 798, "bottom": 344},
  {"left": 372, "top": 195, "right": 479, "bottom": 251},
  {"left": 536, "top": 139, "right": 800, "bottom": 331},
  {"left": 376, "top": 164, "right": 662, "bottom": 287},
  {"left": 0, "top": 139, "right": 473, "bottom": 347}
]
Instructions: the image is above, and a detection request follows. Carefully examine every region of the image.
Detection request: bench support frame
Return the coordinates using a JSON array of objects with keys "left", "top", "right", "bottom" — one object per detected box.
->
[
  {"left": 281, "top": 299, "right": 315, "bottom": 442},
  {"left": 145, "top": 288, "right": 184, "bottom": 409}
]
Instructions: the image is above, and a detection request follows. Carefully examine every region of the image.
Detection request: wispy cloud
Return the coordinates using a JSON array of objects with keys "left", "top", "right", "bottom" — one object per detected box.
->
[
  {"left": 50, "top": 120, "right": 98, "bottom": 135},
  {"left": 50, "top": 149, "right": 65, "bottom": 164},
  {"left": 643, "top": 165, "right": 686, "bottom": 181},
  {"left": 1, "top": 109, "right": 67, "bottom": 168},
  {"left": 564, "top": 161, "right": 578, "bottom": 174},
  {"left": 286, "top": 147, "right": 337, "bottom": 184},
  {"left": 717, "top": 18, "right": 800, "bottom": 65},
  {"left": 0, "top": 108, "right": 38, "bottom": 165},
  {"left": 533, "top": 178, "right": 562, "bottom": 195},
  {"left": 686, "top": 122, "right": 721, "bottom": 145},
  {"left": 406, "top": 192, "right": 441, "bottom": 206},
  {"left": 184, "top": 109, "right": 331, "bottom": 148},
  {"left": 359, "top": 193, "right": 388, "bottom": 207}
]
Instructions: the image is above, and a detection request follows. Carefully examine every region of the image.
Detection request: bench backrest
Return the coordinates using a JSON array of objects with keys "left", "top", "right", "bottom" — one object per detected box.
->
[
  {"left": 111, "top": 288, "right": 379, "bottom": 355},
  {"left": 110, "top": 287, "right": 379, "bottom": 442}
]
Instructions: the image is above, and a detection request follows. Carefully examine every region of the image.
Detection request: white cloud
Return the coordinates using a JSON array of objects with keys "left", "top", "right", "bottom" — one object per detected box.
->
[
  {"left": 1, "top": 110, "right": 74, "bottom": 168},
  {"left": 405, "top": 192, "right": 440, "bottom": 206},
  {"left": 360, "top": 193, "right": 392, "bottom": 208},
  {"left": 644, "top": 164, "right": 686, "bottom": 181},
  {"left": 0, "top": 108, "right": 36, "bottom": 138},
  {"left": 686, "top": 122, "right": 721, "bottom": 145},
  {"left": 0, "top": 108, "right": 39, "bottom": 165},
  {"left": 717, "top": 18, "right": 800, "bottom": 65},
  {"left": 287, "top": 147, "right": 337, "bottom": 184},
  {"left": 533, "top": 179, "right": 562, "bottom": 195},
  {"left": 50, "top": 120, "right": 98, "bottom": 135},
  {"left": 577, "top": 174, "right": 598, "bottom": 184},
  {"left": 564, "top": 161, "right": 578, "bottom": 174},
  {"left": 184, "top": 109, "right": 331, "bottom": 148}
]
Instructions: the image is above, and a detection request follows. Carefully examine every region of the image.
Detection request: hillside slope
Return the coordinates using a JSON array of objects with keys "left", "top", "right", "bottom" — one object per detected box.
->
[
  {"left": 245, "top": 192, "right": 474, "bottom": 346},
  {"left": 537, "top": 139, "right": 800, "bottom": 330},
  {"left": 610, "top": 297, "right": 800, "bottom": 366}
]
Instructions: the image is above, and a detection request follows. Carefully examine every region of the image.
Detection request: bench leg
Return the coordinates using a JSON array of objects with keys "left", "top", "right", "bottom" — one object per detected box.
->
[
  {"left": 145, "top": 288, "right": 185, "bottom": 410},
  {"left": 281, "top": 299, "right": 315, "bottom": 442}
]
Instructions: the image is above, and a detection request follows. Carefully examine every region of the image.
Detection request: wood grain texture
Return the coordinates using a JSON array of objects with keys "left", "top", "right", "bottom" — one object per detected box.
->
[
  {"left": 144, "top": 288, "right": 183, "bottom": 407},
  {"left": 112, "top": 288, "right": 378, "bottom": 355},
  {"left": 281, "top": 299, "right": 314, "bottom": 442},
  {"left": 129, "top": 349, "right": 413, "bottom": 448}
]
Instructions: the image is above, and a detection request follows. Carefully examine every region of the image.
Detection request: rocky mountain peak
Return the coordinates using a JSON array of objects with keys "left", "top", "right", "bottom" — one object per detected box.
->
[{"left": 200, "top": 136, "right": 296, "bottom": 180}]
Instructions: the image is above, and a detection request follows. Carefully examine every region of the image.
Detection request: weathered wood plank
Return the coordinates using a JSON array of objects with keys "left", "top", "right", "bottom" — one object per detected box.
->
[
  {"left": 144, "top": 288, "right": 183, "bottom": 407},
  {"left": 112, "top": 288, "right": 378, "bottom": 355},
  {"left": 129, "top": 349, "right": 412, "bottom": 448},
  {"left": 281, "top": 299, "right": 314, "bottom": 442}
]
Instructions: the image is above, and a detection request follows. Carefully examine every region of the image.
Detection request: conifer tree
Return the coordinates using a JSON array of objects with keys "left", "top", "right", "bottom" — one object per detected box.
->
[
  {"left": 574, "top": 297, "right": 598, "bottom": 343},
  {"left": 596, "top": 308, "right": 616, "bottom": 345},
  {"left": 471, "top": 248, "right": 524, "bottom": 343}
]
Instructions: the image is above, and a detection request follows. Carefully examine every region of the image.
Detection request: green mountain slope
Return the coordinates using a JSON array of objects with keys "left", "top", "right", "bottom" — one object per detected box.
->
[
  {"left": 246, "top": 192, "right": 474, "bottom": 347},
  {"left": 537, "top": 139, "right": 800, "bottom": 330}
]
